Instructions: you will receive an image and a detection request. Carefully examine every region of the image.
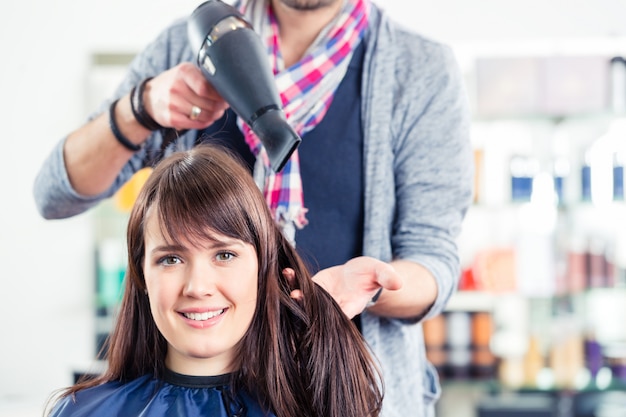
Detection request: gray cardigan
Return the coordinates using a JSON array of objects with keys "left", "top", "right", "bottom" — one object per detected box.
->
[{"left": 34, "top": 5, "right": 473, "bottom": 416}]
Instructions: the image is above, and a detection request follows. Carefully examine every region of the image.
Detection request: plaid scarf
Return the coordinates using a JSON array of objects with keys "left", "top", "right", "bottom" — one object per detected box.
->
[{"left": 236, "top": 0, "right": 370, "bottom": 240}]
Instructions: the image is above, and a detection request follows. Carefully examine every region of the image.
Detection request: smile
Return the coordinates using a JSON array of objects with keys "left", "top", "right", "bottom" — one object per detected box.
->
[{"left": 182, "top": 309, "right": 225, "bottom": 321}]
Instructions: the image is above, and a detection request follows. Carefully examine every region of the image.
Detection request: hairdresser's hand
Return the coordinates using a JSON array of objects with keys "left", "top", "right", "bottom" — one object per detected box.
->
[
  {"left": 281, "top": 268, "right": 303, "bottom": 302},
  {"left": 311, "top": 257, "right": 403, "bottom": 319},
  {"left": 143, "top": 62, "right": 230, "bottom": 130}
]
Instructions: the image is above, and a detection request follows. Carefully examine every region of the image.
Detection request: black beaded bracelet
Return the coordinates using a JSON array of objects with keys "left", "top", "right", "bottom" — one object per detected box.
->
[
  {"left": 109, "top": 99, "right": 142, "bottom": 152},
  {"left": 130, "top": 77, "right": 163, "bottom": 131}
]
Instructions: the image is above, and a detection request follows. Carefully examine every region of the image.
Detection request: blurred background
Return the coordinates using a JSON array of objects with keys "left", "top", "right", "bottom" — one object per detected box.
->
[{"left": 2, "top": 1, "right": 626, "bottom": 416}]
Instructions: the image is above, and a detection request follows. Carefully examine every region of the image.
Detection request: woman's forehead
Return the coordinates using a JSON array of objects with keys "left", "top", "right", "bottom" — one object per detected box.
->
[{"left": 144, "top": 207, "right": 251, "bottom": 250}]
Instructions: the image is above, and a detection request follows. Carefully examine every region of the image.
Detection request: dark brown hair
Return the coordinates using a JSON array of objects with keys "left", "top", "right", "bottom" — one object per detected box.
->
[{"left": 53, "top": 144, "right": 382, "bottom": 417}]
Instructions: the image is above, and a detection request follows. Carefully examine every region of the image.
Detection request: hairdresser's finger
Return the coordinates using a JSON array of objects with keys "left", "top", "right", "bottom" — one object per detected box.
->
[
  {"left": 146, "top": 63, "right": 228, "bottom": 130},
  {"left": 183, "top": 64, "right": 229, "bottom": 113},
  {"left": 372, "top": 261, "right": 403, "bottom": 291},
  {"left": 344, "top": 256, "right": 402, "bottom": 292},
  {"left": 283, "top": 268, "right": 296, "bottom": 286},
  {"left": 282, "top": 267, "right": 296, "bottom": 287},
  {"left": 289, "top": 289, "right": 303, "bottom": 301}
]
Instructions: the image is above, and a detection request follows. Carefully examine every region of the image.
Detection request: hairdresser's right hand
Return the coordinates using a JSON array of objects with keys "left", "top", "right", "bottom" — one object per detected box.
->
[
  {"left": 143, "top": 62, "right": 230, "bottom": 130},
  {"left": 311, "top": 257, "right": 402, "bottom": 319}
]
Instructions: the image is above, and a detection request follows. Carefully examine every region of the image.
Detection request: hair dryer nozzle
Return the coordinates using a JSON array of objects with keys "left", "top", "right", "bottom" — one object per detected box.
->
[
  {"left": 188, "top": 0, "right": 302, "bottom": 172},
  {"left": 251, "top": 109, "right": 302, "bottom": 172}
]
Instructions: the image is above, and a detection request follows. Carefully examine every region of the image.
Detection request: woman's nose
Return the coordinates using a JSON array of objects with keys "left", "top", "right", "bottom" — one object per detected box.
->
[{"left": 182, "top": 263, "right": 217, "bottom": 298}]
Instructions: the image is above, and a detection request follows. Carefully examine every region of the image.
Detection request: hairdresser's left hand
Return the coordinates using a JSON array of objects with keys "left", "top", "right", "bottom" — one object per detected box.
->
[{"left": 310, "top": 256, "right": 403, "bottom": 319}]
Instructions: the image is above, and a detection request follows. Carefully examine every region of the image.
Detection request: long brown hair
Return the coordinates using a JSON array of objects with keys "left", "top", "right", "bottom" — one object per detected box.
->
[{"left": 54, "top": 144, "right": 382, "bottom": 417}]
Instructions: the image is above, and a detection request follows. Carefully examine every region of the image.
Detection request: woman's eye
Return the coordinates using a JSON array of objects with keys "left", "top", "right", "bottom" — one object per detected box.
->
[
  {"left": 158, "top": 255, "right": 181, "bottom": 266},
  {"left": 216, "top": 252, "right": 235, "bottom": 262}
]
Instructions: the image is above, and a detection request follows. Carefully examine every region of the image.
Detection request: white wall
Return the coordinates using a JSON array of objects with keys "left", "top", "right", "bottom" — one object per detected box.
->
[
  {"left": 384, "top": 0, "right": 626, "bottom": 43},
  {"left": 1, "top": 0, "right": 626, "bottom": 414},
  {"left": 0, "top": 0, "right": 199, "bottom": 412}
]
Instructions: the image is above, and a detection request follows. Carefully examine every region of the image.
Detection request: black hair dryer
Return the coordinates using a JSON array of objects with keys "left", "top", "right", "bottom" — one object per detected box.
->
[{"left": 187, "top": 0, "right": 301, "bottom": 172}]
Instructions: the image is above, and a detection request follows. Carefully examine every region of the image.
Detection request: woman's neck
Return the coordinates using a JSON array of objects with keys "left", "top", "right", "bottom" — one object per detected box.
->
[{"left": 165, "top": 351, "right": 233, "bottom": 377}]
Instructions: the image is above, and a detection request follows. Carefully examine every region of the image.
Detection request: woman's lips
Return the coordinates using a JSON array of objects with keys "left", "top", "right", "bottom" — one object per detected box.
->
[
  {"left": 178, "top": 308, "right": 227, "bottom": 328},
  {"left": 182, "top": 309, "right": 225, "bottom": 321}
]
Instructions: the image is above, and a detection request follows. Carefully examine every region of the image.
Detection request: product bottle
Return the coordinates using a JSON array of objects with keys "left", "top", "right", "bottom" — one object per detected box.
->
[
  {"left": 510, "top": 154, "right": 538, "bottom": 202},
  {"left": 581, "top": 152, "right": 593, "bottom": 203},
  {"left": 614, "top": 152, "right": 624, "bottom": 201},
  {"left": 611, "top": 56, "right": 626, "bottom": 115}
]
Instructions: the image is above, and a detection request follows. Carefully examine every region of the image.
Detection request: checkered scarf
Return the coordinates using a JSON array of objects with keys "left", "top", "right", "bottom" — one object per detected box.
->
[{"left": 235, "top": 0, "right": 370, "bottom": 240}]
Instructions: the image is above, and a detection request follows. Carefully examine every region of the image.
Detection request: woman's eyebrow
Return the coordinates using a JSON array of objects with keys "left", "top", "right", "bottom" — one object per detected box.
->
[
  {"left": 149, "top": 237, "right": 246, "bottom": 254},
  {"left": 149, "top": 243, "right": 187, "bottom": 255}
]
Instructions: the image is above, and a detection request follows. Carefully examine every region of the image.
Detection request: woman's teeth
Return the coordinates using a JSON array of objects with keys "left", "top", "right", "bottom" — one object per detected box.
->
[{"left": 183, "top": 310, "right": 224, "bottom": 321}]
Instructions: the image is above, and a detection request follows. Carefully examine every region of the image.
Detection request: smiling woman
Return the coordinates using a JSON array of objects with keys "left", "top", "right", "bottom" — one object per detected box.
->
[
  {"left": 45, "top": 143, "right": 383, "bottom": 417},
  {"left": 143, "top": 213, "right": 260, "bottom": 377}
]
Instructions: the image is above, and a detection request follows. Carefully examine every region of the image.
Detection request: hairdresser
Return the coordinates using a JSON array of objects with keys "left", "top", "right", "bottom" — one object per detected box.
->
[{"left": 33, "top": 0, "right": 473, "bottom": 415}]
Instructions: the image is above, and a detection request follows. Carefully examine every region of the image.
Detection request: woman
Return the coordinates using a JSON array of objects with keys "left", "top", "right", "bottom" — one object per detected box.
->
[{"left": 47, "top": 144, "right": 382, "bottom": 417}]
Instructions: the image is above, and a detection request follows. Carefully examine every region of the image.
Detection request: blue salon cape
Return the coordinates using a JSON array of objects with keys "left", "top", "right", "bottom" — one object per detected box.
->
[{"left": 49, "top": 369, "right": 276, "bottom": 417}]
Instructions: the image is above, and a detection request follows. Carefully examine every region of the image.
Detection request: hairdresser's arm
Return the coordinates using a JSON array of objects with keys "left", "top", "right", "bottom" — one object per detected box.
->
[
  {"left": 34, "top": 63, "right": 228, "bottom": 219},
  {"left": 341, "top": 43, "right": 472, "bottom": 321},
  {"left": 313, "top": 47, "right": 472, "bottom": 320},
  {"left": 366, "top": 260, "right": 437, "bottom": 319},
  {"left": 65, "top": 63, "right": 228, "bottom": 197},
  {"left": 62, "top": 96, "right": 150, "bottom": 198},
  {"left": 311, "top": 257, "right": 436, "bottom": 319}
]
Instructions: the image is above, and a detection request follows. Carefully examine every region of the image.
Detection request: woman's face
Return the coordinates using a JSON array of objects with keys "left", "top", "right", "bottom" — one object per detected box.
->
[{"left": 142, "top": 210, "right": 258, "bottom": 376}]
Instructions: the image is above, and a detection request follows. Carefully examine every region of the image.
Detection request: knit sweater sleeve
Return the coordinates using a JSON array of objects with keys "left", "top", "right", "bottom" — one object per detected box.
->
[
  {"left": 362, "top": 15, "right": 474, "bottom": 322},
  {"left": 33, "top": 19, "right": 195, "bottom": 220},
  {"left": 392, "top": 35, "right": 473, "bottom": 320}
]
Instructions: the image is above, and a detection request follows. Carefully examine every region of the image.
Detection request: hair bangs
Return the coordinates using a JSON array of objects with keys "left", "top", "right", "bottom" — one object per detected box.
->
[{"left": 150, "top": 152, "right": 258, "bottom": 248}]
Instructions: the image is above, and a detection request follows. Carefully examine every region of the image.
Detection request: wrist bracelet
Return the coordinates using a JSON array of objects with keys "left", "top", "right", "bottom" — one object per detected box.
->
[
  {"left": 109, "top": 99, "right": 142, "bottom": 152},
  {"left": 130, "top": 77, "right": 163, "bottom": 131},
  {"left": 366, "top": 288, "right": 383, "bottom": 308}
]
